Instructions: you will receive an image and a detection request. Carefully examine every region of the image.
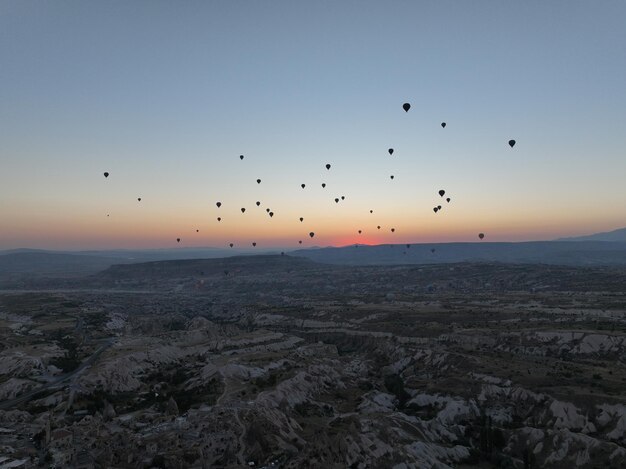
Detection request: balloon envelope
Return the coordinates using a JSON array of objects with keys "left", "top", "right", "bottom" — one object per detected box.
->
[
  {"left": 103, "top": 172, "right": 109, "bottom": 178},
  {"left": 508, "top": 140, "right": 516, "bottom": 148},
  {"left": 403, "top": 103, "right": 411, "bottom": 112}
]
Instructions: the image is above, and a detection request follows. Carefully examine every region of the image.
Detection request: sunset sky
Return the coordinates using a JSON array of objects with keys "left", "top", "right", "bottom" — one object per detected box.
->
[{"left": 1, "top": 1, "right": 625, "bottom": 250}]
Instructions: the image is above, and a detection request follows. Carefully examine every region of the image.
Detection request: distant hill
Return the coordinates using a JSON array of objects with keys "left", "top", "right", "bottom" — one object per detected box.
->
[
  {"left": 556, "top": 227, "right": 626, "bottom": 242},
  {"left": 292, "top": 241, "right": 626, "bottom": 266},
  {"left": 97, "top": 254, "right": 326, "bottom": 280},
  {"left": 0, "top": 251, "right": 132, "bottom": 275}
]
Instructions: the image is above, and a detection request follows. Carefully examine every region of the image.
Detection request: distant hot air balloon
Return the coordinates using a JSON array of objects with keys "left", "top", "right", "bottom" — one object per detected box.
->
[
  {"left": 325, "top": 164, "right": 331, "bottom": 170},
  {"left": 137, "top": 197, "right": 141, "bottom": 202},
  {"left": 240, "top": 155, "right": 244, "bottom": 160},
  {"left": 335, "top": 198, "right": 339, "bottom": 203},
  {"left": 216, "top": 202, "right": 222, "bottom": 208},
  {"left": 266, "top": 208, "right": 271, "bottom": 213},
  {"left": 391, "top": 228, "right": 395, "bottom": 233},
  {"left": 446, "top": 198, "right": 450, "bottom": 203},
  {"left": 256, "top": 201, "right": 261, "bottom": 206},
  {"left": 252, "top": 242, "right": 257, "bottom": 246},
  {"left": 439, "top": 190, "right": 445, "bottom": 197},
  {"left": 299, "top": 240, "right": 302, "bottom": 244},
  {"left": 299, "top": 217, "right": 303, "bottom": 222},
  {"left": 217, "top": 217, "right": 221, "bottom": 222},
  {"left": 437, "top": 205, "right": 442, "bottom": 210},
  {"left": 257, "top": 179, "right": 261, "bottom": 184},
  {"left": 403, "top": 103, "right": 411, "bottom": 112},
  {"left": 508, "top": 140, "right": 516, "bottom": 148},
  {"left": 196, "top": 229, "right": 199, "bottom": 233},
  {"left": 441, "top": 122, "right": 446, "bottom": 128},
  {"left": 388, "top": 148, "right": 394, "bottom": 155},
  {"left": 390, "top": 175, "right": 394, "bottom": 180},
  {"left": 370, "top": 210, "right": 373, "bottom": 214},
  {"left": 479, "top": 233, "right": 485, "bottom": 240},
  {"left": 229, "top": 243, "right": 234, "bottom": 248},
  {"left": 269, "top": 212, "right": 274, "bottom": 217},
  {"left": 309, "top": 232, "right": 315, "bottom": 238},
  {"left": 433, "top": 207, "right": 439, "bottom": 213},
  {"left": 377, "top": 225, "right": 381, "bottom": 230},
  {"left": 241, "top": 208, "right": 246, "bottom": 213},
  {"left": 176, "top": 238, "right": 181, "bottom": 243},
  {"left": 358, "top": 230, "right": 362, "bottom": 234},
  {"left": 322, "top": 183, "right": 326, "bottom": 188},
  {"left": 341, "top": 196, "right": 345, "bottom": 200},
  {"left": 301, "top": 184, "right": 306, "bottom": 189},
  {"left": 103, "top": 172, "right": 109, "bottom": 178}
]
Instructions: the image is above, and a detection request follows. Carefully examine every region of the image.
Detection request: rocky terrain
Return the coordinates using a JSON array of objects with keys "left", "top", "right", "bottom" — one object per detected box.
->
[{"left": 0, "top": 256, "right": 625, "bottom": 468}]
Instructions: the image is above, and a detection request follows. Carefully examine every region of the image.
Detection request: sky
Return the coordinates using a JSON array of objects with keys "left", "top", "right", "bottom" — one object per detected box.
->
[{"left": 1, "top": 1, "right": 625, "bottom": 250}]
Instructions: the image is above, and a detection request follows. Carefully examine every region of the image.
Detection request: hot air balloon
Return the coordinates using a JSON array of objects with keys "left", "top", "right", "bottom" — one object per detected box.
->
[
  {"left": 103, "top": 172, "right": 109, "bottom": 178},
  {"left": 266, "top": 208, "right": 271, "bottom": 213},
  {"left": 441, "top": 122, "right": 446, "bottom": 128},
  {"left": 269, "top": 212, "right": 274, "bottom": 217},
  {"left": 301, "top": 184, "right": 306, "bottom": 189},
  {"left": 390, "top": 175, "right": 394, "bottom": 180},
  {"left": 176, "top": 238, "right": 181, "bottom": 243},
  {"left": 252, "top": 242, "right": 257, "bottom": 246},
  {"left": 370, "top": 210, "right": 373, "bottom": 213},
  {"left": 257, "top": 179, "right": 261, "bottom": 184},
  {"left": 256, "top": 201, "right": 261, "bottom": 206},
  {"left": 388, "top": 148, "right": 394, "bottom": 155},
  {"left": 196, "top": 229, "right": 199, "bottom": 233},
  {"left": 229, "top": 243, "right": 234, "bottom": 248},
  {"left": 217, "top": 217, "right": 221, "bottom": 222},
  {"left": 403, "top": 103, "right": 411, "bottom": 112},
  {"left": 341, "top": 196, "right": 345, "bottom": 200},
  {"left": 325, "top": 164, "right": 331, "bottom": 170},
  {"left": 479, "top": 233, "right": 485, "bottom": 240},
  {"left": 241, "top": 208, "right": 246, "bottom": 213},
  {"left": 358, "top": 230, "right": 362, "bottom": 234},
  {"left": 433, "top": 207, "right": 439, "bottom": 213},
  {"left": 391, "top": 228, "right": 395, "bottom": 233},
  {"left": 322, "top": 183, "right": 326, "bottom": 188},
  {"left": 309, "top": 232, "right": 315, "bottom": 238},
  {"left": 216, "top": 202, "right": 222, "bottom": 208},
  {"left": 377, "top": 225, "right": 381, "bottom": 230},
  {"left": 335, "top": 198, "right": 339, "bottom": 203},
  {"left": 508, "top": 140, "right": 516, "bottom": 148},
  {"left": 299, "top": 240, "right": 302, "bottom": 244},
  {"left": 299, "top": 217, "right": 304, "bottom": 222},
  {"left": 240, "top": 155, "right": 244, "bottom": 160},
  {"left": 137, "top": 198, "right": 141, "bottom": 202},
  {"left": 446, "top": 198, "right": 450, "bottom": 203},
  {"left": 438, "top": 205, "right": 442, "bottom": 210},
  {"left": 439, "top": 190, "right": 445, "bottom": 197}
]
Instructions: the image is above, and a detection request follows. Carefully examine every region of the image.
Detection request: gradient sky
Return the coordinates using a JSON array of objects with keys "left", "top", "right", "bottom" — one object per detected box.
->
[{"left": 1, "top": 1, "right": 625, "bottom": 250}]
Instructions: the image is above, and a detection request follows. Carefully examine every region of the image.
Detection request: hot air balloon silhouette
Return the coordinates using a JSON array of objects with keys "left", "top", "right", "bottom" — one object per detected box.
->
[
  {"left": 403, "top": 103, "right": 411, "bottom": 112},
  {"left": 176, "top": 238, "right": 181, "bottom": 243},
  {"left": 325, "top": 164, "right": 331, "bottom": 170},
  {"left": 309, "top": 232, "right": 315, "bottom": 238},
  {"left": 478, "top": 233, "right": 485, "bottom": 240},
  {"left": 240, "top": 155, "right": 244, "bottom": 160},
  {"left": 508, "top": 140, "right": 516, "bottom": 148},
  {"left": 388, "top": 148, "right": 394, "bottom": 155},
  {"left": 441, "top": 122, "right": 446, "bottom": 128},
  {"left": 103, "top": 172, "right": 109, "bottom": 178},
  {"left": 241, "top": 208, "right": 246, "bottom": 213},
  {"left": 216, "top": 202, "right": 222, "bottom": 208}
]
